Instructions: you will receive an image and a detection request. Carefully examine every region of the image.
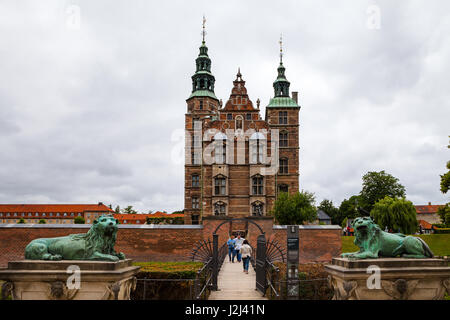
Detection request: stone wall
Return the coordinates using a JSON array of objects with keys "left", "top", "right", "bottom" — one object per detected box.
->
[{"left": 0, "top": 219, "right": 342, "bottom": 268}]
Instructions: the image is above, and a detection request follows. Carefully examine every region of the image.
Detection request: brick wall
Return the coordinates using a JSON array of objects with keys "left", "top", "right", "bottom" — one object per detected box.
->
[{"left": 0, "top": 220, "right": 342, "bottom": 268}]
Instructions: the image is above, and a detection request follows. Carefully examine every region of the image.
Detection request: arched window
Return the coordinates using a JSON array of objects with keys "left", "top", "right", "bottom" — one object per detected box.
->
[
  {"left": 252, "top": 202, "right": 264, "bottom": 216},
  {"left": 252, "top": 175, "right": 264, "bottom": 195},
  {"left": 214, "top": 202, "right": 226, "bottom": 216},
  {"left": 235, "top": 115, "right": 243, "bottom": 130},
  {"left": 250, "top": 132, "right": 266, "bottom": 164},
  {"left": 279, "top": 158, "right": 288, "bottom": 174},
  {"left": 214, "top": 176, "right": 227, "bottom": 195}
]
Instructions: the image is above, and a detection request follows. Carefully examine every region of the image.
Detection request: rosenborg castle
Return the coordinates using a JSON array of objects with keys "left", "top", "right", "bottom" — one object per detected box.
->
[{"left": 183, "top": 33, "right": 301, "bottom": 224}]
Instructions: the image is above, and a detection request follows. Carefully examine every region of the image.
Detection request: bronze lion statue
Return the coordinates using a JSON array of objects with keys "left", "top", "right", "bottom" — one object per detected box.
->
[
  {"left": 25, "top": 214, "right": 125, "bottom": 261},
  {"left": 341, "top": 217, "right": 434, "bottom": 259}
]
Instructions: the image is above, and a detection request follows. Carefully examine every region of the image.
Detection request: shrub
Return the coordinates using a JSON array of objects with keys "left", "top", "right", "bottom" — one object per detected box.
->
[
  {"left": 18, "top": 218, "right": 25, "bottom": 224},
  {"left": 39, "top": 219, "right": 46, "bottom": 224},
  {"left": 130, "top": 262, "right": 204, "bottom": 300},
  {"left": 74, "top": 216, "right": 85, "bottom": 224}
]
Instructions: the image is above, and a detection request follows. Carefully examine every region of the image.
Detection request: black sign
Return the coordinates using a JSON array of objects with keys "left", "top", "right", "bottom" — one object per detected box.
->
[{"left": 287, "top": 238, "right": 299, "bottom": 251}]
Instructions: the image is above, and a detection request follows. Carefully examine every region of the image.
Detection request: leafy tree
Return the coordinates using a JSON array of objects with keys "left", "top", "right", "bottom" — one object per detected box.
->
[
  {"left": 338, "top": 195, "right": 360, "bottom": 223},
  {"left": 318, "top": 199, "right": 340, "bottom": 224},
  {"left": 437, "top": 204, "right": 450, "bottom": 227},
  {"left": 360, "top": 170, "right": 406, "bottom": 212},
  {"left": 440, "top": 159, "right": 450, "bottom": 194},
  {"left": 74, "top": 216, "right": 85, "bottom": 224},
  {"left": 18, "top": 218, "right": 25, "bottom": 224},
  {"left": 114, "top": 205, "right": 121, "bottom": 213},
  {"left": 39, "top": 219, "right": 46, "bottom": 224},
  {"left": 272, "top": 191, "right": 317, "bottom": 225},
  {"left": 370, "top": 196, "right": 418, "bottom": 234},
  {"left": 122, "top": 206, "right": 137, "bottom": 214}
]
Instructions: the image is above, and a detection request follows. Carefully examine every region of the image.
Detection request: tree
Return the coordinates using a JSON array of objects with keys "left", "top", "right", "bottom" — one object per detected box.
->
[
  {"left": 318, "top": 199, "right": 340, "bottom": 225},
  {"left": 114, "top": 206, "right": 121, "bottom": 213},
  {"left": 18, "top": 218, "right": 25, "bottom": 224},
  {"left": 338, "top": 195, "right": 360, "bottom": 223},
  {"left": 272, "top": 191, "right": 317, "bottom": 225},
  {"left": 74, "top": 216, "right": 85, "bottom": 224},
  {"left": 370, "top": 196, "right": 418, "bottom": 234},
  {"left": 39, "top": 219, "right": 46, "bottom": 224},
  {"left": 359, "top": 170, "right": 406, "bottom": 212},
  {"left": 122, "top": 206, "right": 137, "bottom": 214},
  {"left": 440, "top": 162, "right": 450, "bottom": 194},
  {"left": 437, "top": 204, "right": 450, "bottom": 227}
]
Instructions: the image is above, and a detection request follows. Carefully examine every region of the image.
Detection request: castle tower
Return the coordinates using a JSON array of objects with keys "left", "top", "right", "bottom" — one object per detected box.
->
[
  {"left": 265, "top": 36, "right": 300, "bottom": 197},
  {"left": 184, "top": 17, "right": 221, "bottom": 224}
]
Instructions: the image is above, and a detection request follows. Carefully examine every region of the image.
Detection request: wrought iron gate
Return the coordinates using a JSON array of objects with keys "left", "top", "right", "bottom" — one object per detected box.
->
[{"left": 255, "top": 234, "right": 266, "bottom": 294}]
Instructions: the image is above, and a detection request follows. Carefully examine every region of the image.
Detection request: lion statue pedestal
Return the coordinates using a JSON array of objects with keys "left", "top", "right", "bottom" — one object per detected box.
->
[
  {"left": 0, "top": 214, "right": 140, "bottom": 300},
  {"left": 326, "top": 257, "right": 450, "bottom": 300},
  {"left": 0, "top": 259, "right": 140, "bottom": 300}
]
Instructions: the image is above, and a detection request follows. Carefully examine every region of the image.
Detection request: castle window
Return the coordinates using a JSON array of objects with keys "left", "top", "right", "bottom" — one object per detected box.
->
[
  {"left": 235, "top": 115, "right": 243, "bottom": 130},
  {"left": 280, "top": 131, "right": 288, "bottom": 147},
  {"left": 252, "top": 202, "right": 264, "bottom": 216},
  {"left": 214, "top": 177, "right": 226, "bottom": 195},
  {"left": 192, "top": 197, "right": 200, "bottom": 209},
  {"left": 192, "top": 152, "right": 200, "bottom": 165},
  {"left": 279, "top": 111, "right": 288, "bottom": 124},
  {"left": 192, "top": 214, "right": 199, "bottom": 225},
  {"left": 252, "top": 176, "right": 264, "bottom": 195},
  {"left": 199, "top": 101, "right": 203, "bottom": 110},
  {"left": 214, "top": 132, "right": 227, "bottom": 164},
  {"left": 278, "top": 184, "right": 289, "bottom": 193},
  {"left": 192, "top": 174, "right": 200, "bottom": 187},
  {"left": 214, "top": 202, "right": 226, "bottom": 216},
  {"left": 250, "top": 132, "right": 266, "bottom": 164},
  {"left": 246, "top": 113, "right": 252, "bottom": 121},
  {"left": 279, "top": 158, "right": 288, "bottom": 174},
  {"left": 227, "top": 113, "right": 232, "bottom": 120}
]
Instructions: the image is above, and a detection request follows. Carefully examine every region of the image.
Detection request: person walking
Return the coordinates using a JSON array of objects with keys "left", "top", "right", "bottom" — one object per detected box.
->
[
  {"left": 227, "top": 235, "right": 236, "bottom": 262},
  {"left": 234, "top": 234, "right": 245, "bottom": 262},
  {"left": 240, "top": 240, "right": 252, "bottom": 274}
]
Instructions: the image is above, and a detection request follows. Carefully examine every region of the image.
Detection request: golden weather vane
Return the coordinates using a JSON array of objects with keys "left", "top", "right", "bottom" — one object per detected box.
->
[
  {"left": 202, "top": 15, "right": 207, "bottom": 42},
  {"left": 279, "top": 33, "right": 283, "bottom": 63}
]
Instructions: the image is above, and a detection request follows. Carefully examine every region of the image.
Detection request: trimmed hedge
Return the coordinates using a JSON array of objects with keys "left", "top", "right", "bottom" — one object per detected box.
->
[{"left": 131, "top": 262, "right": 204, "bottom": 300}]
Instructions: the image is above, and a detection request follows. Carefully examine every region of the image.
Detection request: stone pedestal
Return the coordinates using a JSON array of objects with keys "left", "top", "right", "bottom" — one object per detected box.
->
[
  {"left": 325, "top": 257, "right": 450, "bottom": 300},
  {"left": 0, "top": 259, "right": 140, "bottom": 300}
]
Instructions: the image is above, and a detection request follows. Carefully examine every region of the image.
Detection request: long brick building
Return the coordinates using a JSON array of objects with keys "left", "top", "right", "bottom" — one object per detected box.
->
[
  {"left": 184, "top": 34, "right": 300, "bottom": 224},
  {"left": 0, "top": 203, "right": 113, "bottom": 224}
]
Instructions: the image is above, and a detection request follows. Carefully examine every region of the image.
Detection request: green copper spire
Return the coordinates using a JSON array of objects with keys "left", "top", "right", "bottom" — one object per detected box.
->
[
  {"left": 273, "top": 34, "right": 290, "bottom": 97},
  {"left": 267, "top": 35, "right": 299, "bottom": 108},
  {"left": 188, "top": 16, "right": 218, "bottom": 101}
]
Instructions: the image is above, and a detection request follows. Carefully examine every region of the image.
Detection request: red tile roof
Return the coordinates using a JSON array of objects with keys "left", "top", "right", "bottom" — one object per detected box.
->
[
  {"left": 0, "top": 204, "right": 114, "bottom": 213},
  {"left": 418, "top": 220, "right": 433, "bottom": 230},
  {"left": 415, "top": 205, "right": 443, "bottom": 214}
]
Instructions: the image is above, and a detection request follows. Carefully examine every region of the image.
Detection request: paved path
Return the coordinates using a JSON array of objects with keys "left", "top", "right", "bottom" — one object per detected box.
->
[{"left": 208, "top": 258, "right": 267, "bottom": 300}]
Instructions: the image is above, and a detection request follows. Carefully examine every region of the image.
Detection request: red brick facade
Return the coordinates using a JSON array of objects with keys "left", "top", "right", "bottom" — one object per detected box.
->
[{"left": 0, "top": 219, "right": 341, "bottom": 268}]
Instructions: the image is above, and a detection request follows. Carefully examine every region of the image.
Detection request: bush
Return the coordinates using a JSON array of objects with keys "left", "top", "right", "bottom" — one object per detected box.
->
[
  {"left": 272, "top": 191, "right": 317, "bottom": 225},
  {"left": 434, "top": 227, "right": 450, "bottom": 234},
  {"left": 130, "top": 262, "right": 204, "bottom": 300},
  {"left": 146, "top": 217, "right": 184, "bottom": 225},
  {"left": 18, "top": 218, "right": 25, "bottom": 224},
  {"left": 39, "top": 219, "right": 46, "bottom": 224},
  {"left": 74, "top": 216, "right": 85, "bottom": 224}
]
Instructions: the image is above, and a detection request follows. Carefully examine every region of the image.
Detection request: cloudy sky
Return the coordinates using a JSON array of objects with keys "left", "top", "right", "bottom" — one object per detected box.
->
[{"left": 0, "top": 0, "right": 448, "bottom": 213}]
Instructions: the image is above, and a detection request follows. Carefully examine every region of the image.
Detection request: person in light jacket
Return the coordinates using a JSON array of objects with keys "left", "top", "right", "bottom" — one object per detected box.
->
[{"left": 240, "top": 240, "right": 252, "bottom": 274}]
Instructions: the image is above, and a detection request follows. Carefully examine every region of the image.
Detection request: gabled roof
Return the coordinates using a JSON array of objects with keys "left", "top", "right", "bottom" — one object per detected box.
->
[
  {"left": 317, "top": 210, "right": 331, "bottom": 220},
  {"left": 418, "top": 220, "right": 433, "bottom": 230}
]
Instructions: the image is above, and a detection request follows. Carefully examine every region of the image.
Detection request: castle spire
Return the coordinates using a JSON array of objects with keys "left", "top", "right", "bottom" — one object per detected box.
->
[
  {"left": 187, "top": 16, "right": 218, "bottom": 101},
  {"left": 273, "top": 35, "right": 290, "bottom": 97}
]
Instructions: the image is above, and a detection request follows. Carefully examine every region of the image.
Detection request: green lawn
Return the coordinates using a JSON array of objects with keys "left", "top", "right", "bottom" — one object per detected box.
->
[{"left": 342, "top": 234, "right": 450, "bottom": 257}]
